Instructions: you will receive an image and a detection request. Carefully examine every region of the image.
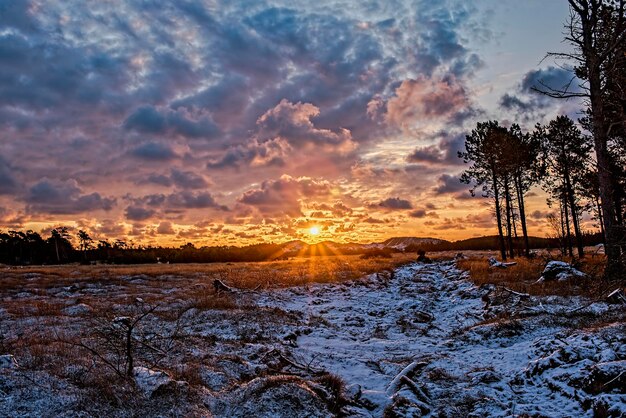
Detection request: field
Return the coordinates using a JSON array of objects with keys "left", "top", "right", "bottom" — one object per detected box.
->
[{"left": 1, "top": 252, "right": 625, "bottom": 417}]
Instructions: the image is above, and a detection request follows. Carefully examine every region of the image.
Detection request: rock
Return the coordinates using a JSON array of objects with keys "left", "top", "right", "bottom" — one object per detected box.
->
[
  {"left": 212, "top": 375, "right": 331, "bottom": 418},
  {"left": 583, "top": 360, "right": 626, "bottom": 394},
  {"left": 345, "top": 383, "right": 362, "bottom": 401},
  {"left": 62, "top": 303, "right": 93, "bottom": 316},
  {"left": 537, "top": 261, "right": 586, "bottom": 282},
  {"left": 416, "top": 250, "right": 432, "bottom": 263},
  {"left": 199, "top": 367, "right": 231, "bottom": 391},
  {"left": 0, "top": 354, "right": 18, "bottom": 369},
  {"left": 133, "top": 366, "right": 181, "bottom": 398}
]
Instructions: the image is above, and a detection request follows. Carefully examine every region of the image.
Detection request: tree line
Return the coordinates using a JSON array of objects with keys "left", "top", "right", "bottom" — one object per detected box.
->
[
  {"left": 0, "top": 228, "right": 298, "bottom": 265},
  {"left": 459, "top": 0, "right": 625, "bottom": 278}
]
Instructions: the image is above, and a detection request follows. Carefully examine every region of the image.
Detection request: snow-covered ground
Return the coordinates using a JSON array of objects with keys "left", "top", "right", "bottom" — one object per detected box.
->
[
  {"left": 254, "top": 261, "right": 625, "bottom": 417},
  {"left": 1, "top": 261, "right": 624, "bottom": 417}
]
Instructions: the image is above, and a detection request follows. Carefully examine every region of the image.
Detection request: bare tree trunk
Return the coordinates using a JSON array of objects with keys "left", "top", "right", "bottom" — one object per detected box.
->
[
  {"left": 563, "top": 195, "right": 574, "bottom": 257},
  {"left": 560, "top": 201, "right": 567, "bottom": 256},
  {"left": 55, "top": 239, "right": 60, "bottom": 263},
  {"left": 126, "top": 326, "right": 133, "bottom": 377},
  {"left": 492, "top": 171, "right": 507, "bottom": 260},
  {"left": 515, "top": 176, "right": 531, "bottom": 256},
  {"left": 576, "top": 0, "right": 622, "bottom": 276},
  {"left": 504, "top": 176, "right": 515, "bottom": 259},
  {"left": 564, "top": 172, "right": 585, "bottom": 257},
  {"left": 597, "top": 196, "right": 606, "bottom": 242}
]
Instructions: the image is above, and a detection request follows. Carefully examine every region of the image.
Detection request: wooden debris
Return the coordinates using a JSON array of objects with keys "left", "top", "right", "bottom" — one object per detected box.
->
[
  {"left": 213, "top": 279, "right": 233, "bottom": 293},
  {"left": 607, "top": 289, "right": 626, "bottom": 305}
]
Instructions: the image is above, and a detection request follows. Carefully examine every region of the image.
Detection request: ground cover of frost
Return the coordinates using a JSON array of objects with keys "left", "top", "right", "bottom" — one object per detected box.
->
[
  {"left": 0, "top": 260, "right": 624, "bottom": 417},
  {"left": 253, "top": 261, "right": 625, "bottom": 417}
]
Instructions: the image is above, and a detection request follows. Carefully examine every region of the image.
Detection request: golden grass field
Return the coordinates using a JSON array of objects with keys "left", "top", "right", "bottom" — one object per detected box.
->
[
  {"left": 456, "top": 253, "right": 617, "bottom": 298},
  {"left": 1, "top": 253, "right": 417, "bottom": 290},
  {"left": 1, "top": 253, "right": 419, "bottom": 317}
]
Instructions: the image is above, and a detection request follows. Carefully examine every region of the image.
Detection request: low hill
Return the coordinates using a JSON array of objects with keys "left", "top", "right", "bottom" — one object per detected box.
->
[{"left": 381, "top": 236, "right": 450, "bottom": 250}]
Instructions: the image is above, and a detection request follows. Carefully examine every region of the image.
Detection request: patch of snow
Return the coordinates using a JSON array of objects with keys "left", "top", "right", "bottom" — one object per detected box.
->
[
  {"left": 538, "top": 260, "right": 586, "bottom": 282},
  {"left": 133, "top": 366, "right": 180, "bottom": 398},
  {"left": 0, "top": 354, "right": 18, "bottom": 369},
  {"left": 62, "top": 303, "right": 93, "bottom": 316},
  {"left": 488, "top": 256, "right": 517, "bottom": 268}
]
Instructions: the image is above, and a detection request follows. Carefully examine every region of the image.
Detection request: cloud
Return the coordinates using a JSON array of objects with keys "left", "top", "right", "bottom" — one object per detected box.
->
[
  {"left": 520, "top": 66, "right": 580, "bottom": 94},
  {"left": 530, "top": 210, "right": 552, "bottom": 219},
  {"left": 407, "top": 131, "right": 465, "bottom": 166},
  {"left": 256, "top": 99, "right": 356, "bottom": 149},
  {"left": 207, "top": 137, "right": 292, "bottom": 169},
  {"left": 130, "top": 142, "right": 178, "bottom": 161},
  {"left": 409, "top": 209, "right": 427, "bottom": 218},
  {"left": 209, "top": 99, "right": 356, "bottom": 169},
  {"left": 363, "top": 216, "right": 385, "bottom": 224},
  {"left": 157, "top": 221, "right": 175, "bottom": 235},
  {"left": 0, "top": 0, "right": 513, "bottom": 243},
  {"left": 125, "top": 206, "right": 155, "bottom": 221},
  {"left": 145, "top": 168, "right": 209, "bottom": 189},
  {"left": 385, "top": 76, "right": 473, "bottom": 128},
  {"left": 499, "top": 66, "right": 582, "bottom": 120},
  {"left": 124, "top": 106, "right": 220, "bottom": 139},
  {"left": 166, "top": 191, "right": 228, "bottom": 210},
  {"left": 0, "top": 157, "right": 18, "bottom": 195},
  {"left": 238, "top": 175, "right": 332, "bottom": 217},
  {"left": 25, "top": 179, "right": 116, "bottom": 214},
  {"left": 377, "top": 197, "right": 413, "bottom": 210},
  {"left": 433, "top": 173, "right": 467, "bottom": 195}
]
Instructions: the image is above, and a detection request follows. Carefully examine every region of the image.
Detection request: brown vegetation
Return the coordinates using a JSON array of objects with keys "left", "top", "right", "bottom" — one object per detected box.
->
[
  {"left": 1, "top": 253, "right": 415, "bottom": 293},
  {"left": 456, "top": 254, "right": 621, "bottom": 298}
]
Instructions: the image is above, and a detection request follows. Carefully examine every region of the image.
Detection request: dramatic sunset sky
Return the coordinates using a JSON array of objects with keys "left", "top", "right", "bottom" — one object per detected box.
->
[{"left": 0, "top": 0, "right": 586, "bottom": 246}]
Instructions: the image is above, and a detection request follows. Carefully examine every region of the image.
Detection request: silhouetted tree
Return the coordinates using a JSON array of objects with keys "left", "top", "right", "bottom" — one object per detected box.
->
[
  {"left": 536, "top": 116, "right": 592, "bottom": 258},
  {"left": 505, "top": 125, "right": 542, "bottom": 256},
  {"left": 49, "top": 227, "right": 72, "bottom": 263},
  {"left": 539, "top": 0, "right": 626, "bottom": 276},
  {"left": 78, "top": 230, "right": 93, "bottom": 261},
  {"left": 459, "top": 121, "right": 509, "bottom": 260}
]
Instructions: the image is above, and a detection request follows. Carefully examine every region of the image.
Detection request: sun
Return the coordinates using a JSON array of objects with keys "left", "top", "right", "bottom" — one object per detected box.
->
[{"left": 309, "top": 226, "right": 320, "bottom": 236}]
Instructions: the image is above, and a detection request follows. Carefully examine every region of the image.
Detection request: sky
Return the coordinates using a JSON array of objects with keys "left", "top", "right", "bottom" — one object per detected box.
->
[{"left": 0, "top": 0, "right": 588, "bottom": 246}]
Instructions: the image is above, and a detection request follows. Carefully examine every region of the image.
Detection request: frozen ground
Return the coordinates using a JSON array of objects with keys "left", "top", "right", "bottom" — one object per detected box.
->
[{"left": 1, "top": 261, "right": 624, "bottom": 417}]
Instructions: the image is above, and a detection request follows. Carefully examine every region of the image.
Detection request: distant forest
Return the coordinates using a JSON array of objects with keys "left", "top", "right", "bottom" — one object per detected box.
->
[{"left": 0, "top": 227, "right": 603, "bottom": 266}]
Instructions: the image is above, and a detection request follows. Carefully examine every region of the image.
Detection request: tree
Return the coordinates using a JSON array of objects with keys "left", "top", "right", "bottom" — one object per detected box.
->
[
  {"left": 537, "top": 116, "right": 592, "bottom": 258},
  {"left": 507, "top": 125, "right": 542, "bottom": 256},
  {"left": 77, "top": 230, "right": 93, "bottom": 261},
  {"left": 538, "top": 0, "right": 626, "bottom": 276},
  {"left": 459, "top": 121, "right": 509, "bottom": 260},
  {"left": 49, "top": 226, "right": 72, "bottom": 263}
]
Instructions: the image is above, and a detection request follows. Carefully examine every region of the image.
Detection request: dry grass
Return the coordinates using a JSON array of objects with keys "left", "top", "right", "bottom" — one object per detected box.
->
[
  {"left": 456, "top": 253, "right": 619, "bottom": 297},
  {"left": 1, "top": 253, "right": 416, "bottom": 291}
]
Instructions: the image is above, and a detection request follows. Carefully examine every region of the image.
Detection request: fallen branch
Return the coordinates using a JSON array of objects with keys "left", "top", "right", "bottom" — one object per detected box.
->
[
  {"left": 386, "top": 360, "right": 428, "bottom": 396},
  {"left": 501, "top": 287, "right": 530, "bottom": 300},
  {"left": 278, "top": 353, "right": 323, "bottom": 375},
  {"left": 213, "top": 279, "right": 233, "bottom": 293},
  {"left": 400, "top": 375, "right": 430, "bottom": 404}
]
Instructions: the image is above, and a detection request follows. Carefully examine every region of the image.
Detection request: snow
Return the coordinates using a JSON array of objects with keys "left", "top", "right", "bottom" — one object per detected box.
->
[
  {"left": 1, "top": 260, "right": 624, "bottom": 416},
  {"left": 61, "top": 303, "right": 92, "bottom": 316},
  {"left": 488, "top": 256, "right": 517, "bottom": 268},
  {"left": 133, "top": 366, "right": 181, "bottom": 398},
  {"left": 0, "top": 354, "right": 18, "bottom": 369},
  {"left": 253, "top": 261, "right": 625, "bottom": 416},
  {"left": 538, "top": 260, "right": 587, "bottom": 282}
]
